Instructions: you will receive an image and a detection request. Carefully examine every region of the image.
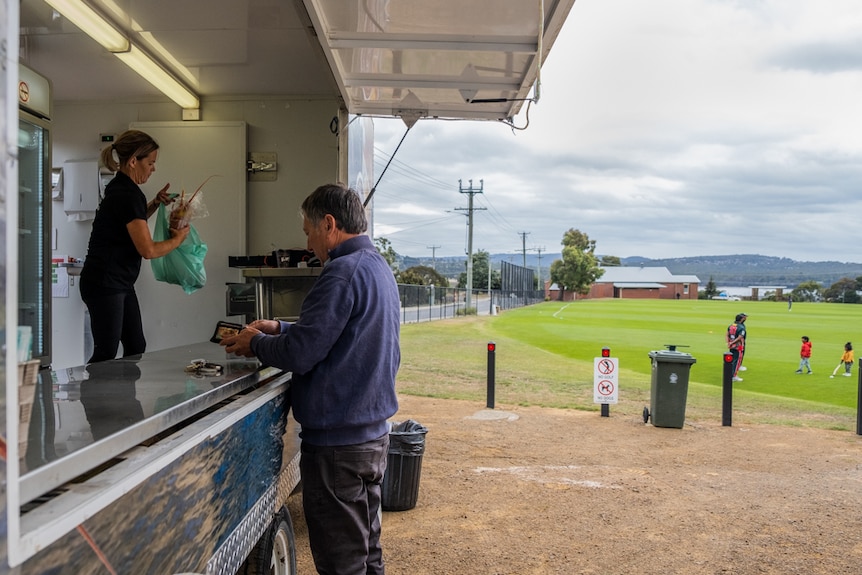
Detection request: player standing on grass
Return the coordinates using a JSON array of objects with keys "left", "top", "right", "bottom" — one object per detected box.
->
[{"left": 727, "top": 313, "right": 747, "bottom": 382}]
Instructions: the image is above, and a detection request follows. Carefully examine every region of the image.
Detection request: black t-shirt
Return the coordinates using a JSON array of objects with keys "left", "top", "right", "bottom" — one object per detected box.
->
[{"left": 80, "top": 172, "right": 148, "bottom": 296}]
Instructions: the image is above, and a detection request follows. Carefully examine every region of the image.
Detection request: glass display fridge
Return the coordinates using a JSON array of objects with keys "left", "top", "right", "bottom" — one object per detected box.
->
[{"left": 18, "top": 64, "right": 51, "bottom": 367}]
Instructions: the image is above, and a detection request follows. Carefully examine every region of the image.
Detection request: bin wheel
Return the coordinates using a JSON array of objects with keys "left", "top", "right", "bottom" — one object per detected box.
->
[
  {"left": 643, "top": 406, "right": 650, "bottom": 424},
  {"left": 241, "top": 506, "right": 297, "bottom": 575}
]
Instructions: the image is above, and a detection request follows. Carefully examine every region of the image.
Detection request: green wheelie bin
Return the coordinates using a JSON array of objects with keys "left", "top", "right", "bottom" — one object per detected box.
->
[{"left": 644, "top": 346, "right": 696, "bottom": 428}]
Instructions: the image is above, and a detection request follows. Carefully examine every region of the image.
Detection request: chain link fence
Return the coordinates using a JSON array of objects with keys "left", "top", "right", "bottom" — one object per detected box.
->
[{"left": 397, "top": 284, "right": 545, "bottom": 324}]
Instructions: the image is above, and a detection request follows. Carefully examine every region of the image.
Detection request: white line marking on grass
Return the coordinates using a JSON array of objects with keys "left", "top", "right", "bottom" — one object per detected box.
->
[{"left": 552, "top": 304, "right": 572, "bottom": 319}]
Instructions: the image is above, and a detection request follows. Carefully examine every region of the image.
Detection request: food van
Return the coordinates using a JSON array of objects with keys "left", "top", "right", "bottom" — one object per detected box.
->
[{"left": 1, "top": 1, "right": 575, "bottom": 572}]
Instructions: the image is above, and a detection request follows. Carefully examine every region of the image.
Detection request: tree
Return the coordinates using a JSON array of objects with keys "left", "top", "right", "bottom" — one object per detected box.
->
[
  {"left": 457, "top": 250, "right": 501, "bottom": 290},
  {"left": 823, "top": 277, "right": 859, "bottom": 303},
  {"left": 600, "top": 255, "right": 621, "bottom": 267},
  {"left": 374, "top": 237, "right": 398, "bottom": 274},
  {"left": 399, "top": 265, "right": 448, "bottom": 288},
  {"left": 548, "top": 229, "right": 604, "bottom": 299},
  {"left": 791, "top": 280, "right": 821, "bottom": 302},
  {"left": 701, "top": 276, "right": 719, "bottom": 300}
]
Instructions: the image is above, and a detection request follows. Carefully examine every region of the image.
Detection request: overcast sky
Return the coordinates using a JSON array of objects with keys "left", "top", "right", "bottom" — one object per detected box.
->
[{"left": 368, "top": 0, "right": 862, "bottom": 263}]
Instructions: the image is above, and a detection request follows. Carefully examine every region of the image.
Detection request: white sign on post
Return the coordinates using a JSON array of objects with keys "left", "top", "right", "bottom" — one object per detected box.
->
[{"left": 594, "top": 357, "right": 619, "bottom": 404}]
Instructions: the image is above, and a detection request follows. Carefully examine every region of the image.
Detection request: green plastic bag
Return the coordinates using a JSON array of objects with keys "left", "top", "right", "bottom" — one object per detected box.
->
[{"left": 151, "top": 204, "right": 208, "bottom": 294}]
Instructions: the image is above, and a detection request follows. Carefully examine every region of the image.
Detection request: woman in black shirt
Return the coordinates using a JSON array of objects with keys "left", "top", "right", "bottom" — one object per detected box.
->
[{"left": 80, "top": 130, "right": 189, "bottom": 363}]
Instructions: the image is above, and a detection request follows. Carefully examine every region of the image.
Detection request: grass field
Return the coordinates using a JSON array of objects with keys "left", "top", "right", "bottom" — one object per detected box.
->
[{"left": 397, "top": 299, "right": 861, "bottom": 430}]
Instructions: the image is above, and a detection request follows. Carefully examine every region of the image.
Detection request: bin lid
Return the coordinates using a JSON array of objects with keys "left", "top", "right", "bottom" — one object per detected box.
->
[{"left": 648, "top": 350, "right": 697, "bottom": 364}]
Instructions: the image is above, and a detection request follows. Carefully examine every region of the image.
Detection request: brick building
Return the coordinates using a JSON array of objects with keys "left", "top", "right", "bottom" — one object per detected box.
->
[{"left": 547, "top": 266, "right": 700, "bottom": 301}]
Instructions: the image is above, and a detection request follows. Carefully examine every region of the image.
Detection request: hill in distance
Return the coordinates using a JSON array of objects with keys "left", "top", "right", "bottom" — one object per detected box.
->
[
  {"left": 620, "top": 254, "right": 862, "bottom": 287},
  {"left": 400, "top": 253, "right": 862, "bottom": 288}
]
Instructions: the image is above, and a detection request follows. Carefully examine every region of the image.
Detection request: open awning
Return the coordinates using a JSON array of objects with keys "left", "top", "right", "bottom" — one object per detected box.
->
[{"left": 302, "top": 0, "right": 576, "bottom": 122}]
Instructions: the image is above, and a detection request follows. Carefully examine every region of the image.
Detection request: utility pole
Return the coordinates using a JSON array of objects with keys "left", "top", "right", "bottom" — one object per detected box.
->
[
  {"left": 527, "top": 245, "right": 546, "bottom": 291},
  {"left": 427, "top": 245, "right": 440, "bottom": 270},
  {"left": 535, "top": 246, "right": 545, "bottom": 291},
  {"left": 518, "top": 232, "right": 530, "bottom": 268},
  {"left": 456, "top": 179, "right": 485, "bottom": 311}
]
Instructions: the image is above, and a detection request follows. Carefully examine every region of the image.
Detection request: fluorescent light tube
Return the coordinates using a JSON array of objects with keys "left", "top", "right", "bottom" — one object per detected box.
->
[
  {"left": 45, "top": 0, "right": 200, "bottom": 110},
  {"left": 114, "top": 45, "right": 200, "bottom": 109},
  {"left": 43, "top": 0, "right": 129, "bottom": 52}
]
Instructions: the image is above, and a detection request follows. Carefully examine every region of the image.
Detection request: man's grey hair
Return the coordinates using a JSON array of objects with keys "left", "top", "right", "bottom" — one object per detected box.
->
[{"left": 301, "top": 183, "right": 368, "bottom": 234}]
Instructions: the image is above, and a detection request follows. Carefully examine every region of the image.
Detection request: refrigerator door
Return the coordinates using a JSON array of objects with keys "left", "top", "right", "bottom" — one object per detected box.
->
[{"left": 18, "top": 113, "right": 51, "bottom": 366}]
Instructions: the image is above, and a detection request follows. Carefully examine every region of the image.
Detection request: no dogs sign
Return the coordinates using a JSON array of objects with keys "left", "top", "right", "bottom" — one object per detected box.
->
[{"left": 594, "top": 357, "right": 619, "bottom": 404}]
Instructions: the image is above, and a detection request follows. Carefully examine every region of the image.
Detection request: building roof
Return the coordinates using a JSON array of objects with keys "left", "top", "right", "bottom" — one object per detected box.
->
[
  {"left": 613, "top": 282, "right": 666, "bottom": 288},
  {"left": 598, "top": 266, "right": 700, "bottom": 284},
  {"left": 675, "top": 275, "right": 701, "bottom": 283}
]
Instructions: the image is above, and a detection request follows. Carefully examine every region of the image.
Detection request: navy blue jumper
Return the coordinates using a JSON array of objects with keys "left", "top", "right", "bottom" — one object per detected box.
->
[{"left": 250, "top": 234, "right": 400, "bottom": 446}]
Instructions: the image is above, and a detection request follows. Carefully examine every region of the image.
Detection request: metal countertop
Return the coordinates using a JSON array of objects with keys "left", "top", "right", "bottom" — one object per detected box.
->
[{"left": 20, "top": 341, "right": 288, "bottom": 503}]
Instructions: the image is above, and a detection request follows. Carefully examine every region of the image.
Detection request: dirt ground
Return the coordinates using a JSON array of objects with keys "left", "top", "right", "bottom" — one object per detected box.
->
[{"left": 288, "top": 395, "right": 862, "bottom": 575}]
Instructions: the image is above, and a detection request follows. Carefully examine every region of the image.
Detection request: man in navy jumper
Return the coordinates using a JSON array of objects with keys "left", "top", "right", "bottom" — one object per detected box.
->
[{"left": 221, "top": 183, "right": 400, "bottom": 574}]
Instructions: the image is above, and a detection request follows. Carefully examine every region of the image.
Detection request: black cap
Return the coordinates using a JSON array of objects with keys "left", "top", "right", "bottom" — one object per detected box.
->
[{"left": 735, "top": 313, "right": 747, "bottom": 322}]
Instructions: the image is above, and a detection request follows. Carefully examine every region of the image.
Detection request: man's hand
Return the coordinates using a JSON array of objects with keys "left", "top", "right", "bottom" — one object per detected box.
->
[
  {"left": 246, "top": 319, "right": 281, "bottom": 335},
  {"left": 220, "top": 326, "right": 262, "bottom": 357}
]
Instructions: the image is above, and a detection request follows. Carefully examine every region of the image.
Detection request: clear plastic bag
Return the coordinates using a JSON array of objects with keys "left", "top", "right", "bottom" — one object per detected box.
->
[
  {"left": 169, "top": 193, "right": 208, "bottom": 230},
  {"left": 169, "top": 175, "right": 218, "bottom": 229},
  {"left": 151, "top": 203, "right": 208, "bottom": 294}
]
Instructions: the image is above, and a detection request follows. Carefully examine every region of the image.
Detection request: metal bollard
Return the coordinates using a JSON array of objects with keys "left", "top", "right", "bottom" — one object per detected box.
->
[
  {"left": 857, "top": 359, "right": 862, "bottom": 436},
  {"left": 722, "top": 352, "right": 734, "bottom": 426},
  {"left": 487, "top": 342, "right": 496, "bottom": 409},
  {"left": 600, "top": 347, "right": 611, "bottom": 417}
]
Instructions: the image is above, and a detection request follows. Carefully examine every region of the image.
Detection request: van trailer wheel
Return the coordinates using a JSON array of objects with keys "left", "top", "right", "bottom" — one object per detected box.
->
[
  {"left": 241, "top": 506, "right": 297, "bottom": 575},
  {"left": 643, "top": 407, "right": 650, "bottom": 424}
]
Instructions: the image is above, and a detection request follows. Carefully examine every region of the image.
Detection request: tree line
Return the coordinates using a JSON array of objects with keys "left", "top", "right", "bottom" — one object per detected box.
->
[
  {"left": 376, "top": 232, "right": 862, "bottom": 304},
  {"left": 374, "top": 237, "right": 501, "bottom": 290},
  {"left": 701, "top": 277, "right": 862, "bottom": 303}
]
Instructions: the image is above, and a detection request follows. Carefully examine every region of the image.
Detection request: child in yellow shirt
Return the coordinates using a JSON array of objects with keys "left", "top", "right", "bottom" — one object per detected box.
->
[{"left": 831, "top": 342, "right": 854, "bottom": 378}]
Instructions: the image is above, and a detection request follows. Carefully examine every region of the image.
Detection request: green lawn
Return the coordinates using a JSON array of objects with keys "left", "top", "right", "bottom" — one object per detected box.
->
[{"left": 398, "top": 299, "right": 861, "bottom": 430}]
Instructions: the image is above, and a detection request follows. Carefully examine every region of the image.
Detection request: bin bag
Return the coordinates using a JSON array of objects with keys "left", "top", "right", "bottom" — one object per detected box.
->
[{"left": 389, "top": 419, "right": 428, "bottom": 455}]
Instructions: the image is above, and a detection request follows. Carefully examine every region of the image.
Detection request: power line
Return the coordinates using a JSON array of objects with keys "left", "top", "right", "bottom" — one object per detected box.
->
[{"left": 372, "top": 146, "right": 452, "bottom": 191}]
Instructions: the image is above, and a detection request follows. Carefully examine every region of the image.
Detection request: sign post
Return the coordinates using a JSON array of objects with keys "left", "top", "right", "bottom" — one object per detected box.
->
[{"left": 594, "top": 347, "right": 618, "bottom": 417}]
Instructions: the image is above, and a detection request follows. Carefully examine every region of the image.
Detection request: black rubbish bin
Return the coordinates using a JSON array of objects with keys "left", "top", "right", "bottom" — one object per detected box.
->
[
  {"left": 381, "top": 419, "right": 428, "bottom": 511},
  {"left": 644, "top": 347, "right": 697, "bottom": 428}
]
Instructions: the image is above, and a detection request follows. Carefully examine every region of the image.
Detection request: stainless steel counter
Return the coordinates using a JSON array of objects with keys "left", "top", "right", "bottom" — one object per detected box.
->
[
  {"left": 21, "top": 341, "right": 287, "bottom": 504},
  {"left": 240, "top": 267, "right": 323, "bottom": 279}
]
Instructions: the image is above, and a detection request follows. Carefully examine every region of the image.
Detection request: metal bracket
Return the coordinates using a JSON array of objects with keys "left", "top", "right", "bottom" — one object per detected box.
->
[{"left": 248, "top": 152, "right": 278, "bottom": 181}]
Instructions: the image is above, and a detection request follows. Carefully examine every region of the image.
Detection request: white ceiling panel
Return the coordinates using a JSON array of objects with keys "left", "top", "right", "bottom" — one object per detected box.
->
[{"left": 19, "top": 0, "right": 575, "bottom": 121}]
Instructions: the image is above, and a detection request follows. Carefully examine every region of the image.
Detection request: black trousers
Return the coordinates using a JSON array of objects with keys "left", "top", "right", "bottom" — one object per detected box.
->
[
  {"left": 83, "top": 290, "right": 146, "bottom": 363},
  {"left": 300, "top": 434, "right": 389, "bottom": 575}
]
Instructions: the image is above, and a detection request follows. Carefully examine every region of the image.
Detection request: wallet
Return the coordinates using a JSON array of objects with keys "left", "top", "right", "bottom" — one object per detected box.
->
[{"left": 210, "top": 321, "right": 243, "bottom": 343}]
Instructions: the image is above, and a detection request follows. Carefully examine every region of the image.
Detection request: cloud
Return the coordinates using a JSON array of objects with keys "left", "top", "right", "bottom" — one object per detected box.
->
[
  {"left": 368, "top": 0, "right": 862, "bottom": 263},
  {"left": 769, "top": 39, "right": 862, "bottom": 74}
]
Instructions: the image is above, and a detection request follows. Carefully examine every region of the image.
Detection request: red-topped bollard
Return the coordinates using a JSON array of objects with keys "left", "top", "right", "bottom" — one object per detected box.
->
[
  {"left": 723, "top": 352, "right": 734, "bottom": 427},
  {"left": 600, "top": 347, "right": 611, "bottom": 417},
  {"left": 487, "top": 342, "right": 496, "bottom": 409}
]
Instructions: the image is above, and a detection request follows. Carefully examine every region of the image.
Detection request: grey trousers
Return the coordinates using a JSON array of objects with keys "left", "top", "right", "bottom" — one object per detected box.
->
[{"left": 301, "top": 434, "right": 389, "bottom": 575}]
